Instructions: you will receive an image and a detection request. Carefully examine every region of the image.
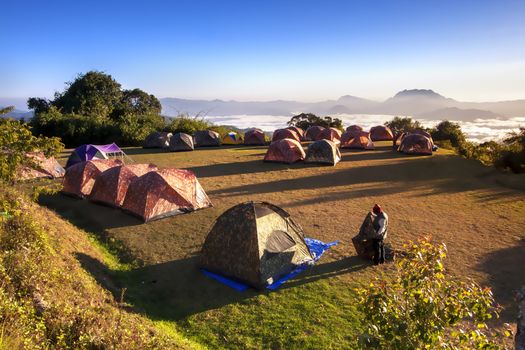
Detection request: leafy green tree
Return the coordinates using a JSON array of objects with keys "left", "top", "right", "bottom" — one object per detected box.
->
[
  {"left": 430, "top": 121, "right": 466, "bottom": 148},
  {"left": 384, "top": 117, "right": 422, "bottom": 135},
  {"left": 495, "top": 127, "right": 525, "bottom": 173},
  {"left": 52, "top": 71, "right": 123, "bottom": 118},
  {"left": 113, "top": 88, "right": 162, "bottom": 118},
  {"left": 27, "top": 98, "right": 51, "bottom": 115},
  {"left": 0, "top": 119, "right": 63, "bottom": 182},
  {"left": 287, "top": 113, "right": 343, "bottom": 131},
  {"left": 357, "top": 238, "right": 510, "bottom": 349}
]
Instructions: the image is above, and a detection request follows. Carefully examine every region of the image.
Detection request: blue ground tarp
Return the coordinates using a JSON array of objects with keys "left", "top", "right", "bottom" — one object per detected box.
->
[{"left": 201, "top": 237, "right": 339, "bottom": 291}]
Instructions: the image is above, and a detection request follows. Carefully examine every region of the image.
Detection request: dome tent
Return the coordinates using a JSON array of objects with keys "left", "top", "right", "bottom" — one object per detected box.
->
[
  {"left": 305, "top": 126, "right": 325, "bottom": 141},
  {"left": 318, "top": 127, "right": 342, "bottom": 145},
  {"left": 122, "top": 168, "right": 212, "bottom": 222},
  {"left": 66, "top": 143, "right": 126, "bottom": 168},
  {"left": 168, "top": 133, "right": 194, "bottom": 152},
  {"left": 305, "top": 139, "right": 341, "bottom": 166},
  {"left": 244, "top": 128, "right": 266, "bottom": 146},
  {"left": 263, "top": 138, "right": 305, "bottom": 164},
  {"left": 194, "top": 130, "right": 220, "bottom": 147},
  {"left": 369, "top": 126, "right": 394, "bottom": 141},
  {"left": 271, "top": 128, "right": 300, "bottom": 143},
  {"left": 17, "top": 152, "right": 65, "bottom": 180},
  {"left": 62, "top": 159, "right": 123, "bottom": 198},
  {"left": 200, "top": 202, "right": 315, "bottom": 289},
  {"left": 222, "top": 131, "right": 243, "bottom": 145},
  {"left": 89, "top": 163, "right": 158, "bottom": 207},
  {"left": 345, "top": 125, "right": 363, "bottom": 135},
  {"left": 286, "top": 126, "right": 305, "bottom": 140},
  {"left": 399, "top": 134, "right": 433, "bottom": 155},
  {"left": 143, "top": 131, "right": 172, "bottom": 148},
  {"left": 340, "top": 131, "right": 374, "bottom": 150}
]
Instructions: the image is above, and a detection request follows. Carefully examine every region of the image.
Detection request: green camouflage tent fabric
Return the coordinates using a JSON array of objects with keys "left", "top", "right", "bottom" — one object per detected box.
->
[
  {"left": 305, "top": 139, "right": 341, "bottom": 166},
  {"left": 200, "top": 202, "right": 314, "bottom": 289}
]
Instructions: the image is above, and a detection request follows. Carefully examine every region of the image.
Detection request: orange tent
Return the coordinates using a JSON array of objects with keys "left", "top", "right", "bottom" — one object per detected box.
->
[
  {"left": 286, "top": 126, "right": 305, "bottom": 139},
  {"left": 271, "top": 128, "right": 300, "bottom": 143},
  {"left": 62, "top": 159, "right": 122, "bottom": 198},
  {"left": 17, "top": 152, "right": 65, "bottom": 180},
  {"left": 319, "top": 127, "right": 342, "bottom": 145},
  {"left": 89, "top": 163, "right": 158, "bottom": 207},
  {"left": 345, "top": 125, "right": 363, "bottom": 135},
  {"left": 263, "top": 138, "right": 305, "bottom": 164},
  {"left": 122, "top": 169, "right": 212, "bottom": 222},
  {"left": 340, "top": 131, "right": 375, "bottom": 149},
  {"left": 244, "top": 129, "right": 266, "bottom": 145},
  {"left": 369, "top": 125, "right": 394, "bottom": 141}
]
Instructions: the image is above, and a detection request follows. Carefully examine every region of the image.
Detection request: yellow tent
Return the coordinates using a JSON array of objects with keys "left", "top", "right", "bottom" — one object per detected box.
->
[{"left": 222, "top": 132, "right": 243, "bottom": 145}]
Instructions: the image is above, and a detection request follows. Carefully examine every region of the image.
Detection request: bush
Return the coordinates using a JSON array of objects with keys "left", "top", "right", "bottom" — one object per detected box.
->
[
  {"left": 495, "top": 127, "right": 525, "bottom": 173},
  {"left": 287, "top": 113, "right": 344, "bottom": 131},
  {"left": 0, "top": 119, "right": 63, "bottom": 182},
  {"left": 356, "top": 238, "right": 510, "bottom": 349},
  {"left": 384, "top": 117, "right": 422, "bottom": 135},
  {"left": 430, "top": 121, "right": 466, "bottom": 148}
]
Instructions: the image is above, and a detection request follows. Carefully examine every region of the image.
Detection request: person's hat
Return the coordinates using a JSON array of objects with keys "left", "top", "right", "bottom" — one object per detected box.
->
[{"left": 372, "top": 204, "right": 382, "bottom": 214}]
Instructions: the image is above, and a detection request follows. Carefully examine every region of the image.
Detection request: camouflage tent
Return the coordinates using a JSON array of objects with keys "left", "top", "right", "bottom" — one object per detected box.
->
[
  {"left": 346, "top": 125, "right": 363, "bottom": 134},
  {"left": 62, "top": 159, "right": 122, "bottom": 198},
  {"left": 222, "top": 132, "right": 243, "bottom": 145},
  {"left": 319, "top": 127, "right": 342, "bottom": 146},
  {"left": 244, "top": 129, "right": 266, "bottom": 146},
  {"left": 413, "top": 129, "right": 434, "bottom": 145},
  {"left": 17, "top": 152, "right": 65, "bottom": 180},
  {"left": 369, "top": 125, "right": 394, "bottom": 141},
  {"left": 200, "top": 201, "right": 314, "bottom": 289},
  {"left": 194, "top": 130, "right": 220, "bottom": 147},
  {"left": 263, "top": 138, "right": 305, "bottom": 164},
  {"left": 168, "top": 133, "right": 194, "bottom": 152},
  {"left": 399, "top": 134, "right": 433, "bottom": 155},
  {"left": 305, "top": 126, "right": 325, "bottom": 141},
  {"left": 143, "top": 131, "right": 172, "bottom": 148},
  {"left": 89, "top": 163, "right": 158, "bottom": 207},
  {"left": 393, "top": 132, "right": 407, "bottom": 149},
  {"left": 305, "top": 140, "right": 341, "bottom": 166},
  {"left": 340, "top": 131, "right": 375, "bottom": 150},
  {"left": 286, "top": 126, "right": 305, "bottom": 140},
  {"left": 122, "top": 168, "right": 212, "bottom": 222},
  {"left": 271, "top": 128, "right": 300, "bottom": 143}
]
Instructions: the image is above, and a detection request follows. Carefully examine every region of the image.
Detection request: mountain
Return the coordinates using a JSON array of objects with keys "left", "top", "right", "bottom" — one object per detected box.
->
[{"left": 0, "top": 108, "right": 33, "bottom": 120}]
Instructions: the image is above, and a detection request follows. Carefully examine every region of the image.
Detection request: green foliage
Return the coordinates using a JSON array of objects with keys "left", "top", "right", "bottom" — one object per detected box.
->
[
  {"left": 0, "top": 106, "right": 15, "bottom": 116},
  {"left": 113, "top": 88, "right": 162, "bottom": 118},
  {"left": 495, "top": 127, "right": 525, "bottom": 173},
  {"left": 430, "top": 121, "right": 466, "bottom": 148},
  {"left": 0, "top": 119, "right": 63, "bottom": 182},
  {"left": 356, "top": 239, "right": 509, "bottom": 349},
  {"left": 384, "top": 117, "right": 422, "bottom": 135},
  {"left": 287, "top": 113, "right": 344, "bottom": 131}
]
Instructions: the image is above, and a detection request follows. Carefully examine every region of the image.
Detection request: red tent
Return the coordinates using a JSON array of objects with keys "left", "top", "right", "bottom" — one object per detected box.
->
[
  {"left": 399, "top": 134, "right": 433, "bottom": 155},
  {"left": 271, "top": 128, "right": 300, "bottom": 143},
  {"left": 346, "top": 125, "right": 363, "bottom": 135},
  {"left": 122, "top": 168, "right": 212, "bottom": 222},
  {"left": 89, "top": 163, "right": 158, "bottom": 207},
  {"left": 244, "top": 129, "right": 266, "bottom": 146},
  {"left": 62, "top": 159, "right": 122, "bottom": 198},
  {"left": 305, "top": 126, "right": 325, "bottom": 141},
  {"left": 17, "top": 152, "right": 65, "bottom": 180},
  {"left": 263, "top": 139, "right": 305, "bottom": 164},
  {"left": 369, "top": 125, "right": 394, "bottom": 141},
  {"left": 319, "top": 127, "right": 342, "bottom": 145},
  {"left": 286, "top": 126, "right": 305, "bottom": 139},
  {"left": 340, "top": 131, "right": 375, "bottom": 149}
]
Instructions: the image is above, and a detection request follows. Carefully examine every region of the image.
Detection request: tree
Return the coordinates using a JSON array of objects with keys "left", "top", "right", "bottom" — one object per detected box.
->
[
  {"left": 0, "top": 106, "right": 15, "bottom": 116},
  {"left": 495, "top": 127, "right": 525, "bottom": 173},
  {"left": 430, "top": 121, "right": 466, "bottom": 148},
  {"left": 287, "top": 113, "right": 343, "bottom": 131},
  {"left": 27, "top": 98, "right": 50, "bottom": 115},
  {"left": 52, "top": 71, "right": 123, "bottom": 118},
  {"left": 356, "top": 238, "right": 510, "bottom": 349},
  {"left": 384, "top": 117, "right": 422, "bottom": 135},
  {"left": 0, "top": 119, "right": 63, "bottom": 182},
  {"left": 113, "top": 88, "right": 162, "bottom": 118}
]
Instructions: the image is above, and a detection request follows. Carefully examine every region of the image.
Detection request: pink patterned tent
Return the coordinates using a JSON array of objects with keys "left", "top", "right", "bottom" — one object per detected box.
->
[
  {"left": 263, "top": 138, "right": 305, "bottom": 164},
  {"left": 62, "top": 159, "right": 122, "bottom": 198}
]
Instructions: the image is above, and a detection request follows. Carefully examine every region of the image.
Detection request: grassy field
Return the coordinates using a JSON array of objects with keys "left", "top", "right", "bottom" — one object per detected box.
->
[{"left": 38, "top": 143, "right": 525, "bottom": 348}]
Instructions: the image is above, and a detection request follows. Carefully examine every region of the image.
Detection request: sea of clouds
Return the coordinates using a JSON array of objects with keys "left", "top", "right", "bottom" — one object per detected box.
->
[{"left": 203, "top": 114, "right": 525, "bottom": 142}]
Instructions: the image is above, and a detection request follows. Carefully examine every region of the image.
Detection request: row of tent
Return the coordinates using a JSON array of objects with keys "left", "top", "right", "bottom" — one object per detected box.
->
[
  {"left": 61, "top": 159, "right": 212, "bottom": 222},
  {"left": 143, "top": 129, "right": 267, "bottom": 150}
]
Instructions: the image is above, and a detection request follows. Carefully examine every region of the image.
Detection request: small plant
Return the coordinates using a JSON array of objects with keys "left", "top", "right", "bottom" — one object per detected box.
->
[{"left": 356, "top": 238, "right": 511, "bottom": 349}]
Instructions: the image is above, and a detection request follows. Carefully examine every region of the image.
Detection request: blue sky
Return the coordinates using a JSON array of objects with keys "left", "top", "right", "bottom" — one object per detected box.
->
[{"left": 2, "top": 0, "right": 525, "bottom": 105}]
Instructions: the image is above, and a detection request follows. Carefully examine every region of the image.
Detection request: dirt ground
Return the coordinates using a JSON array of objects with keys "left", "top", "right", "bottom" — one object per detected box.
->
[{"left": 42, "top": 143, "right": 525, "bottom": 324}]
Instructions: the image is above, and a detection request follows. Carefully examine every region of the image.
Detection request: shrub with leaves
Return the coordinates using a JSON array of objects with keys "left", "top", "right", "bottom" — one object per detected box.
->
[
  {"left": 356, "top": 239, "right": 510, "bottom": 349},
  {"left": 0, "top": 119, "right": 63, "bottom": 183}
]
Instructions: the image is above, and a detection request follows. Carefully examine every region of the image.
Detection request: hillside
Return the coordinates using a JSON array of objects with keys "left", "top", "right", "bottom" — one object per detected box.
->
[
  {"left": 36, "top": 145, "right": 524, "bottom": 348},
  {"left": 0, "top": 186, "right": 197, "bottom": 349}
]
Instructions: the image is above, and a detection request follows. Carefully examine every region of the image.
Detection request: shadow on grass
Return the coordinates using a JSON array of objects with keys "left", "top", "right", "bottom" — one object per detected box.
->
[
  {"left": 477, "top": 237, "right": 525, "bottom": 323},
  {"left": 76, "top": 251, "right": 369, "bottom": 321}
]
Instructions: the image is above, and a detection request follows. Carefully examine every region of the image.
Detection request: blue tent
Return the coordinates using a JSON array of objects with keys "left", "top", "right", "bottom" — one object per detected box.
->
[{"left": 66, "top": 143, "right": 124, "bottom": 168}]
